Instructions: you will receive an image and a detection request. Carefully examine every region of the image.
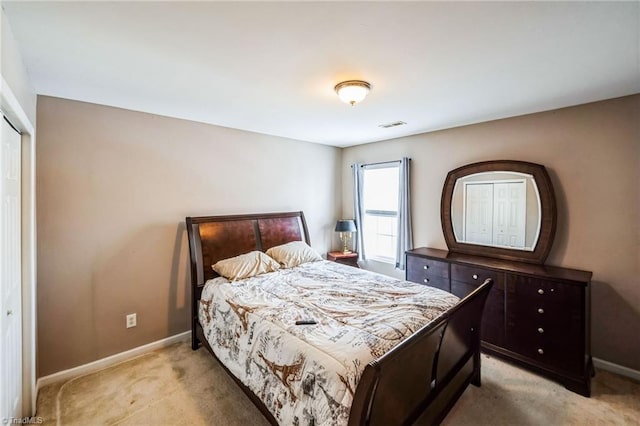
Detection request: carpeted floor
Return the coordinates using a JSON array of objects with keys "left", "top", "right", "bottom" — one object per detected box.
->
[{"left": 36, "top": 341, "right": 640, "bottom": 425}]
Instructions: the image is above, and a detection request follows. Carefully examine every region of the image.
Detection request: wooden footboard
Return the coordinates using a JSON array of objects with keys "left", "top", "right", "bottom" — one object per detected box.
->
[{"left": 348, "top": 279, "right": 493, "bottom": 426}]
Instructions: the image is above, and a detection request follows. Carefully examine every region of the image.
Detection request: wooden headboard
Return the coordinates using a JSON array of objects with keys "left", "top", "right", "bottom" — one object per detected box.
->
[
  {"left": 185, "top": 211, "right": 310, "bottom": 354},
  {"left": 185, "top": 211, "right": 310, "bottom": 288}
]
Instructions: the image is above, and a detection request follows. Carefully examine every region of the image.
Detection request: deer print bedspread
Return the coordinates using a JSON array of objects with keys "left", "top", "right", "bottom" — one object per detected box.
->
[{"left": 198, "top": 260, "right": 459, "bottom": 425}]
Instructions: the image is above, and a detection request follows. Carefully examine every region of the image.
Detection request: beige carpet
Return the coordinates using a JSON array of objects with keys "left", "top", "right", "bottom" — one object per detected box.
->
[{"left": 37, "top": 341, "right": 640, "bottom": 425}]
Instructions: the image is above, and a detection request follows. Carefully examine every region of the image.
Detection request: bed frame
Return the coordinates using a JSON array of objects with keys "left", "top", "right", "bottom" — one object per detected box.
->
[{"left": 186, "top": 211, "right": 493, "bottom": 425}]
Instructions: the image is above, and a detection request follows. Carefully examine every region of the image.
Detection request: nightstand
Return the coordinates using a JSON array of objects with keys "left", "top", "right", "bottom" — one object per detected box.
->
[{"left": 327, "top": 251, "right": 360, "bottom": 268}]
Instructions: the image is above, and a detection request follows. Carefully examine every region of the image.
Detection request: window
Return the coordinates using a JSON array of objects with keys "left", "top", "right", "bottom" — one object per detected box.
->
[{"left": 361, "top": 163, "right": 400, "bottom": 263}]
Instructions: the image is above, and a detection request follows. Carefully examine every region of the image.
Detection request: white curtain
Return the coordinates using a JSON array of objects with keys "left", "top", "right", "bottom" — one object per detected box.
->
[
  {"left": 352, "top": 163, "right": 366, "bottom": 261},
  {"left": 395, "top": 157, "right": 413, "bottom": 270}
]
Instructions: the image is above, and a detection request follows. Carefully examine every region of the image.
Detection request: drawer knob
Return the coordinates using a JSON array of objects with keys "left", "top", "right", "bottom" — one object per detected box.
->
[
  {"left": 538, "top": 327, "right": 544, "bottom": 334},
  {"left": 472, "top": 274, "right": 478, "bottom": 280},
  {"left": 423, "top": 278, "right": 429, "bottom": 283},
  {"left": 538, "top": 289, "right": 544, "bottom": 295},
  {"left": 538, "top": 348, "right": 544, "bottom": 355},
  {"left": 538, "top": 308, "right": 544, "bottom": 314},
  {"left": 423, "top": 265, "right": 429, "bottom": 270}
]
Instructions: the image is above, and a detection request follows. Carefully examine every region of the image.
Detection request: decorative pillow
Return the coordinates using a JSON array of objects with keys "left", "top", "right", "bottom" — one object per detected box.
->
[
  {"left": 212, "top": 251, "right": 280, "bottom": 280},
  {"left": 266, "top": 241, "right": 322, "bottom": 268}
]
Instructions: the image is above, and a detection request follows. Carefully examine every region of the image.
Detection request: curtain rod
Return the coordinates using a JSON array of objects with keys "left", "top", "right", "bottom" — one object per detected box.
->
[{"left": 350, "top": 158, "right": 411, "bottom": 168}]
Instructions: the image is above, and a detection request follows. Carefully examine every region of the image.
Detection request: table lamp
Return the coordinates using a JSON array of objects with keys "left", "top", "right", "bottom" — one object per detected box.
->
[{"left": 335, "top": 220, "right": 357, "bottom": 253}]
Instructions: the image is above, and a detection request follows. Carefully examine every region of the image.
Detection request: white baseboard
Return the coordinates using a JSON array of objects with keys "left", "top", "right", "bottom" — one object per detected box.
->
[
  {"left": 36, "top": 331, "right": 191, "bottom": 390},
  {"left": 593, "top": 357, "right": 640, "bottom": 382}
]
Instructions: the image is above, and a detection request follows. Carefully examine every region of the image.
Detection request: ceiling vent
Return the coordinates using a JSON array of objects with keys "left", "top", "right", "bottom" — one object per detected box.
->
[{"left": 378, "top": 121, "right": 407, "bottom": 129}]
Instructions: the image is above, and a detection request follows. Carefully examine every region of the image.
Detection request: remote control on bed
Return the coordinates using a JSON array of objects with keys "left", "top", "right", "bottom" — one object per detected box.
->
[{"left": 295, "top": 319, "right": 317, "bottom": 325}]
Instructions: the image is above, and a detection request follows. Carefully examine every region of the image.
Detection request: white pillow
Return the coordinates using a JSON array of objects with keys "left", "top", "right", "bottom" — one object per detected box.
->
[
  {"left": 266, "top": 241, "right": 322, "bottom": 268},
  {"left": 212, "top": 251, "right": 280, "bottom": 280}
]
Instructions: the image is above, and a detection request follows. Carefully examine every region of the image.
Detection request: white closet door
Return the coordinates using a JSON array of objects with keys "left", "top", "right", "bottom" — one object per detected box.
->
[
  {"left": 1, "top": 116, "right": 22, "bottom": 420},
  {"left": 493, "top": 181, "right": 526, "bottom": 248},
  {"left": 464, "top": 183, "right": 494, "bottom": 245}
]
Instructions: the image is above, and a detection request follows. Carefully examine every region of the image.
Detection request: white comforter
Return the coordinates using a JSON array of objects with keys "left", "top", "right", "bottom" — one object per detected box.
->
[{"left": 198, "top": 260, "right": 459, "bottom": 426}]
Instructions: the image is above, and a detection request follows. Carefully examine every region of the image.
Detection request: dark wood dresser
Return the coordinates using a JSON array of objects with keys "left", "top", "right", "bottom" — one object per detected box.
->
[{"left": 406, "top": 247, "right": 593, "bottom": 396}]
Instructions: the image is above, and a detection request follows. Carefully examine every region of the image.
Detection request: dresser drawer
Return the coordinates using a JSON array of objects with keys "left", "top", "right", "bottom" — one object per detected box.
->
[
  {"left": 451, "top": 264, "right": 501, "bottom": 286},
  {"left": 507, "top": 301, "right": 579, "bottom": 325},
  {"left": 507, "top": 275, "right": 583, "bottom": 309},
  {"left": 508, "top": 330, "right": 583, "bottom": 375},
  {"left": 406, "top": 255, "right": 450, "bottom": 292},
  {"left": 422, "top": 277, "right": 450, "bottom": 292},
  {"left": 509, "top": 313, "right": 582, "bottom": 343},
  {"left": 407, "top": 256, "right": 449, "bottom": 279}
]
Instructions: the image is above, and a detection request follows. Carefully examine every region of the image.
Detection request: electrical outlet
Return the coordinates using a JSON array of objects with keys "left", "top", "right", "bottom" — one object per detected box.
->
[{"left": 126, "top": 313, "right": 137, "bottom": 328}]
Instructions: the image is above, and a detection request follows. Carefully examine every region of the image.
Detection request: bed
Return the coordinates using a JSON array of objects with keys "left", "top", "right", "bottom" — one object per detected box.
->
[{"left": 186, "top": 211, "right": 492, "bottom": 425}]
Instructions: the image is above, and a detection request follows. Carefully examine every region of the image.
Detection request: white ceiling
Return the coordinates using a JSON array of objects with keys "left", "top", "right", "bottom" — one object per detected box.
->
[{"left": 3, "top": 1, "right": 639, "bottom": 147}]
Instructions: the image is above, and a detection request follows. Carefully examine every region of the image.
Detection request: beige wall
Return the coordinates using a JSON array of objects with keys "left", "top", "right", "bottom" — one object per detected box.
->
[
  {"left": 36, "top": 96, "right": 342, "bottom": 377},
  {"left": 342, "top": 95, "right": 640, "bottom": 370}
]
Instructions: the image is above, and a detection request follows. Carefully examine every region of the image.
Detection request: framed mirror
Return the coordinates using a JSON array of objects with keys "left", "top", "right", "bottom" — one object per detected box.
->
[{"left": 441, "top": 160, "right": 556, "bottom": 264}]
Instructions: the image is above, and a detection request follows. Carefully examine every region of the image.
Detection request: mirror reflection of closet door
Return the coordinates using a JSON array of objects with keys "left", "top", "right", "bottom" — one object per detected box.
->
[
  {"left": 464, "top": 183, "right": 493, "bottom": 245},
  {"left": 493, "top": 182, "right": 526, "bottom": 248},
  {"left": 464, "top": 181, "right": 526, "bottom": 248}
]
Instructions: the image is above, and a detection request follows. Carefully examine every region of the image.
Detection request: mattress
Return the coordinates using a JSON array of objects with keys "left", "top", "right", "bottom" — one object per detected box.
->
[{"left": 198, "top": 260, "right": 459, "bottom": 425}]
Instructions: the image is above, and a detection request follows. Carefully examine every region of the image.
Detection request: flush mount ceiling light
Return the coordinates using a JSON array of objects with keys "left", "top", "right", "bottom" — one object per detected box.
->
[{"left": 334, "top": 80, "right": 371, "bottom": 106}]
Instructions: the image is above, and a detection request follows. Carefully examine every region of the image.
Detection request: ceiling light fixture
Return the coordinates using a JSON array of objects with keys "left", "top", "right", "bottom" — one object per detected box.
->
[{"left": 334, "top": 80, "right": 371, "bottom": 106}]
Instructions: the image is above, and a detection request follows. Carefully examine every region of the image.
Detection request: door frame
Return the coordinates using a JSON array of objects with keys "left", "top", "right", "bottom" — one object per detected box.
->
[{"left": 1, "top": 76, "right": 37, "bottom": 415}]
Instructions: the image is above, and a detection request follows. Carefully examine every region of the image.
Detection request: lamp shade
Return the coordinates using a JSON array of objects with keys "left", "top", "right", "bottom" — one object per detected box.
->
[{"left": 335, "top": 220, "right": 357, "bottom": 233}]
